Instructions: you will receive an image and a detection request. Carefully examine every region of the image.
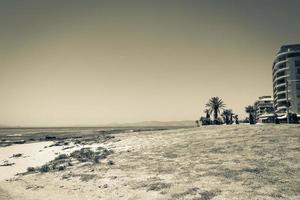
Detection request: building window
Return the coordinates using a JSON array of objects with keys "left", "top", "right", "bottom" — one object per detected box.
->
[
  {"left": 295, "top": 60, "right": 300, "bottom": 66},
  {"left": 278, "top": 63, "right": 286, "bottom": 69},
  {"left": 278, "top": 93, "right": 286, "bottom": 99},
  {"left": 277, "top": 79, "right": 285, "bottom": 85},
  {"left": 278, "top": 101, "right": 287, "bottom": 107},
  {"left": 287, "top": 53, "right": 300, "bottom": 58},
  {"left": 277, "top": 86, "right": 286, "bottom": 92},
  {"left": 277, "top": 71, "right": 285, "bottom": 77},
  {"left": 277, "top": 55, "right": 286, "bottom": 62}
]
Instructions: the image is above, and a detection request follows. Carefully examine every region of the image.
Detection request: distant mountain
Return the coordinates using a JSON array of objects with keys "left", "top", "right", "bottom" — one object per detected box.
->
[
  {"left": 0, "top": 124, "right": 23, "bottom": 128},
  {"left": 0, "top": 124, "right": 8, "bottom": 128},
  {"left": 0, "top": 121, "right": 196, "bottom": 128},
  {"left": 105, "top": 120, "right": 196, "bottom": 127}
]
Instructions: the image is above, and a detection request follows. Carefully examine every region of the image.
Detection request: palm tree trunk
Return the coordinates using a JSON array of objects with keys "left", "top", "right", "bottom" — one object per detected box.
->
[
  {"left": 214, "top": 108, "right": 218, "bottom": 124},
  {"left": 249, "top": 113, "right": 254, "bottom": 124}
]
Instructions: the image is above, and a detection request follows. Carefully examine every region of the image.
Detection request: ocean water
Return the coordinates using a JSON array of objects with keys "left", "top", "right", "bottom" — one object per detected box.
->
[
  {"left": 0, "top": 127, "right": 172, "bottom": 139},
  {"left": 0, "top": 127, "right": 132, "bottom": 137}
]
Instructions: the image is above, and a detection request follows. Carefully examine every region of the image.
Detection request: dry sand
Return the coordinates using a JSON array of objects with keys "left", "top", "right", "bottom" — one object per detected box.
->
[{"left": 0, "top": 125, "right": 299, "bottom": 200}]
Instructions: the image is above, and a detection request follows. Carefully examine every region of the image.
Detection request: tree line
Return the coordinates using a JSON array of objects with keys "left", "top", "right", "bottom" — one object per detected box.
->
[{"left": 196, "top": 97, "right": 239, "bottom": 126}]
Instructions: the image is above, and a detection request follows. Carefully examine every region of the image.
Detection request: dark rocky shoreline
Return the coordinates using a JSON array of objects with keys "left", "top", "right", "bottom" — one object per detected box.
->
[{"left": 0, "top": 127, "right": 172, "bottom": 147}]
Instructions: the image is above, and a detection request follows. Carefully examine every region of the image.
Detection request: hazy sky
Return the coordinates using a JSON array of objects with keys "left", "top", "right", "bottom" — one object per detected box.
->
[{"left": 1, "top": 0, "right": 300, "bottom": 126}]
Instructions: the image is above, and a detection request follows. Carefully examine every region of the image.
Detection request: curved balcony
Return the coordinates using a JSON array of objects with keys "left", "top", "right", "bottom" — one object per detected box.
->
[
  {"left": 273, "top": 50, "right": 300, "bottom": 71},
  {"left": 272, "top": 60, "right": 287, "bottom": 72},
  {"left": 276, "top": 106, "right": 287, "bottom": 112},
  {"left": 275, "top": 50, "right": 300, "bottom": 60},
  {"left": 276, "top": 90, "right": 288, "bottom": 95},
  {"left": 273, "top": 67, "right": 289, "bottom": 78},
  {"left": 273, "top": 75, "right": 290, "bottom": 84},
  {"left": 275, "top": 83, "right": 286, "bottom": 88},
  {"left": 277, "top": 98, "right": 287, "bottom": 102}
]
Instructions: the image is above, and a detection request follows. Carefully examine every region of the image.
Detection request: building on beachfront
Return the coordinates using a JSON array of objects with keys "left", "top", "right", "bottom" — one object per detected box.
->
[
  {"left": 272, "top": 44, "right": 300, "bottom": 120},
  {"left": 254, "top": 96, "right": 275, "bottom": 123}
]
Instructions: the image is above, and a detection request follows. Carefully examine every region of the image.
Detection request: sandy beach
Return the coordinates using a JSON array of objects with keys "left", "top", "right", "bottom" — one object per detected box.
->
[{"left": 0, "top": 125, "right": 299, "bottom": 200}]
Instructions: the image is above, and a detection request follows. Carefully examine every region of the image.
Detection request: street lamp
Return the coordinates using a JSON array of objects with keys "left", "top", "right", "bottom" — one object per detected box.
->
[{"left": 285, "top": 79, "right": 300, "bottom": 123}]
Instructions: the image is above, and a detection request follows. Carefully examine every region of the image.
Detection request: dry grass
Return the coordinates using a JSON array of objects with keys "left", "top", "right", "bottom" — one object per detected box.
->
[
  {"left": 1, "top": 125, "right": 299, "bottom": 200},
  {"left": 113, "top": 124, "right": 300, "bottom": 199}
]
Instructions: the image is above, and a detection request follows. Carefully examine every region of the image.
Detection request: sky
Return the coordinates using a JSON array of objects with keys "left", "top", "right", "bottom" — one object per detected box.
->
[{"left": 1, "top": 0, "right": 300, "bottom": 127}]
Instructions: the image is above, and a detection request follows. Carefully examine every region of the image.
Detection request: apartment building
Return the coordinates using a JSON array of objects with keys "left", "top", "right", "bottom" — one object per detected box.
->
[{"left": 272, "top": 44, "right": 300, "bottom": 117}]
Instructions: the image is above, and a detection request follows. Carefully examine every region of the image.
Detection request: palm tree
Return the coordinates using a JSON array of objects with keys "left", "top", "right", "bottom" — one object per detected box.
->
[
  {"left": 245, "top": 105, "right": 255, "bottom": 124},
  {"left": 221, "top": 113, "right": 226, "bottom": 124},
  {"left": 206, "top": 97, "right": 225, "bottom": 124},
  {"left": 234, "top": 115, "right": 239, "bottom": 124},
  {"left": 230, "top": 112, "right": 234, "bottom": 124},
  {"left": 222, "top": 109, "right": 233, "bottom": 124},
  {"left": 201, "top": 109, "right": 211, "bottom": 125},
  {"left": 203, "top": 109, "right": 210, "bottom": 119}
]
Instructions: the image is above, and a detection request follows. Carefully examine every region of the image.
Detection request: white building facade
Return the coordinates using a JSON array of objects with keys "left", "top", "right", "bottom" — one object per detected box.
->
[{"left": 254, "top": 96, "right": 274, "bottom": 123}]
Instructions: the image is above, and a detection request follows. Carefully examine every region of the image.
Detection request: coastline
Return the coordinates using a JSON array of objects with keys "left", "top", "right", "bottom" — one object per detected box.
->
[
  {"left": 0, "top": 127, "right": 177, "bottom": 148},
  {"left": 0, "top": 125, "right": 299, "bottom": 199}
]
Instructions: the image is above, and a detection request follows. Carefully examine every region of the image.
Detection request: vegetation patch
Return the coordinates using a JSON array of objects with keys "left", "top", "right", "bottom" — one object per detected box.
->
[
  {"left": 39, "top": 164, "right": 50, "bottom": 173},
  {"left": 79, "top": 174, "right": 97, "bottom": 182},
  {"left": 27, "top": 167, "right": 35, "bottom": 172},
  {"left": 11, "top": 153, "right": 23, "bottom": 158},
  {"left": 171, "top": 187, "right": 200, "bottom": 199},
  {"left": 70, "top": 147, "right": 113, "bottom": 163},
  {"left": 240, "top": 167, "right": 265, "bottom": 174},
  {"left": 26, "top": 146, "right": 113, "bottom": 174},
  {"left": 204, "top": 168, "right": 241, "bottom": 181},
  {"left": 197, "top": 189, "right": 221, "bottom": 200},
  {"left": 208, "top": 147, "right": 227, "bottom": 154},
  {"left": 163, "top": 152, "right": 178, "bottom": 159},
  {"left": 172, "top": 188, "right": 221, "bottom": 200},
  {"left": 0, "top": 160, "right": 15, "bottom": 167},
  {"left": 55, "top": 154, "right": 69, "bottom": 160},
  {"left": 145, "top": 182, "right": 171, "bottom": 191}
]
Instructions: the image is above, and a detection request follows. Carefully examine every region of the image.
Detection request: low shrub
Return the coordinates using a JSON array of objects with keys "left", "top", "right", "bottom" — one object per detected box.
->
[
  {"left": 39, "top": 164, "right": 50, "bottom": 173},
  {"left": 108, "top": 160, "right": 114, "bottom": 165},
  {"left": 70, "top": 147, "right": 112, "bottom": 163},
  {"left": 27, "top": 167, "right": 35, "bottom": 172},
  {"left": 55, "top": 154, "right": 69, "bottom": 160},
  {"left": 12, "top": 153, "right": 23, "bottom": 158},
  {"left": 57, "top": 165, "right": 66, "bottom": 171}
]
